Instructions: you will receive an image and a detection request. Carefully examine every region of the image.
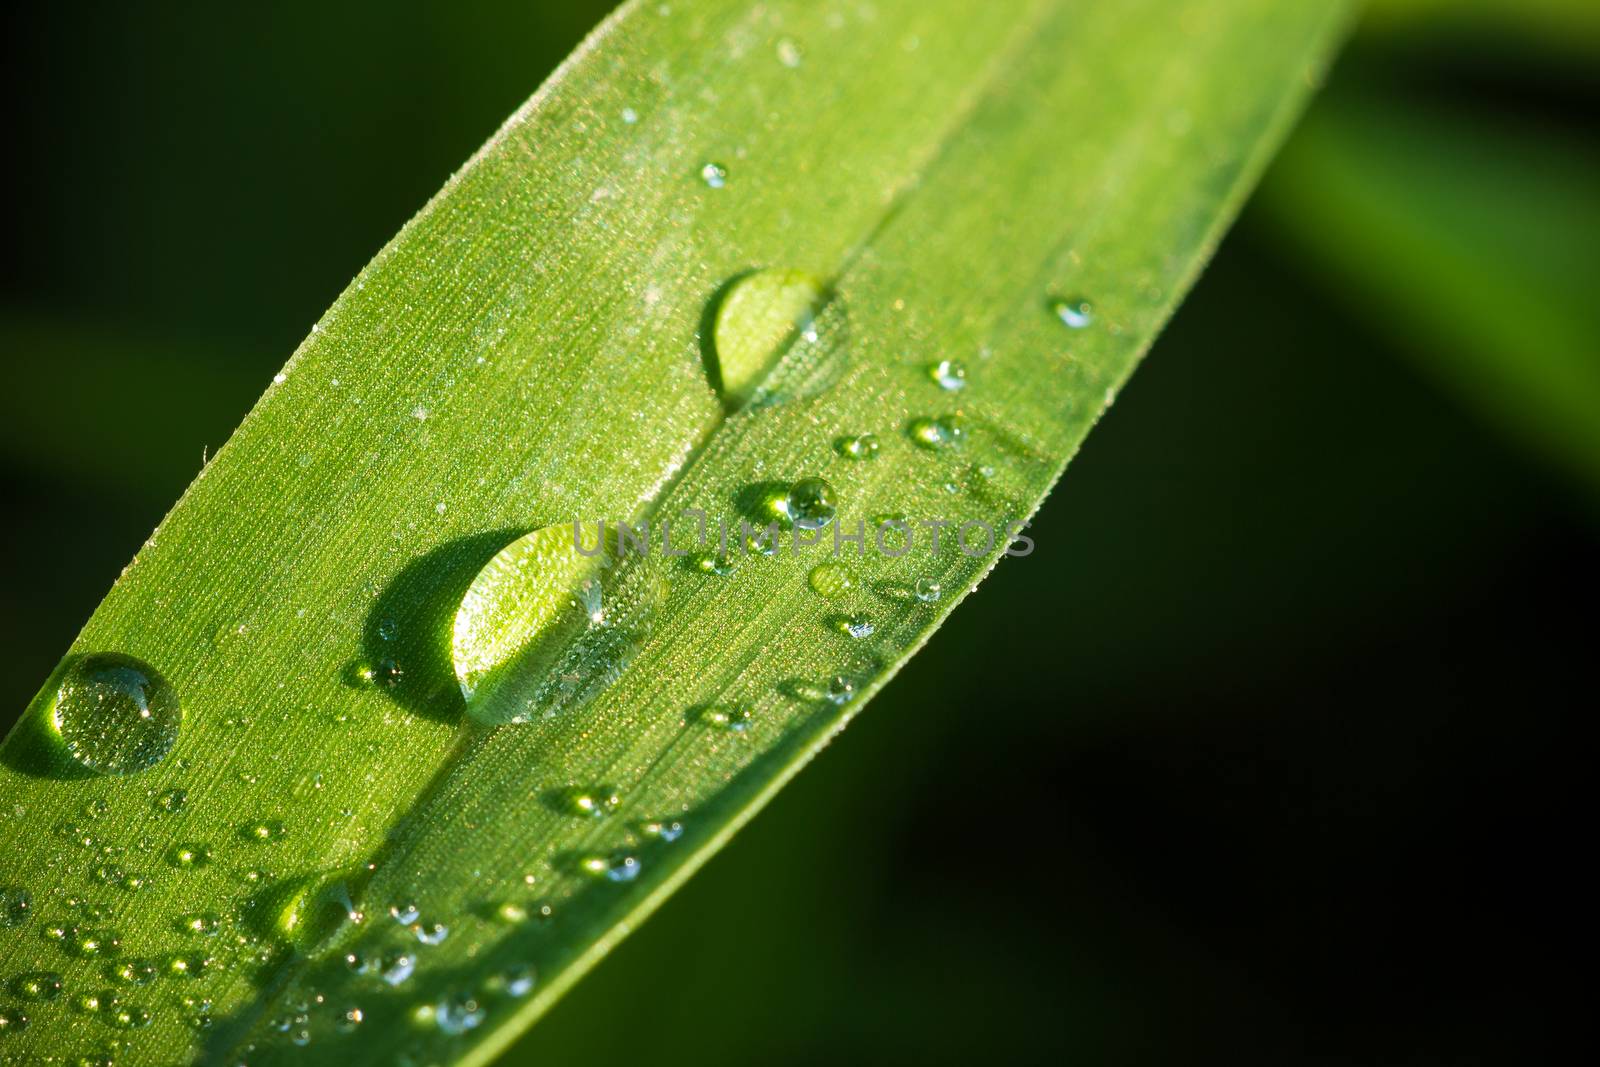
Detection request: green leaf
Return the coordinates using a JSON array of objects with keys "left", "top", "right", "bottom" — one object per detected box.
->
[
  {"left": 0, "top": 1, "right": 1348, "bottom": 1063},
  {"left": 1259, "top": 93, "right": 1600, "bottom": 496}
]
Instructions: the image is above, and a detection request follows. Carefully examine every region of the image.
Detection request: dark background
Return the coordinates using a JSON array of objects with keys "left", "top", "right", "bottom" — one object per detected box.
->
[{"left": 2, "top": 3, "right": 1594, "bottom": 1063}]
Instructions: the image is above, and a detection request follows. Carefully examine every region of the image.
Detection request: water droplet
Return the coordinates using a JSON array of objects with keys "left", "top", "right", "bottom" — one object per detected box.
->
[
  {"left": 908, "top": 416, "right": 966, "bottom": 450},
  {"left": 0, "top": 1006, "right": 29, "bottom": 1033},
  {"left": 176, "top": 911, "right": 221, "bottom": 937},
  {"left": 241, "top": 819, "right": 287, "bottom": 844},
  {"left": 836, "top": 433, "right": 880, "bottom": 460},
  {"left": 581, "top": 853, "right": 641, "bottom": 883},
  {"left": 377, "top": 617, "right": 399, "bottom": 642},
  {"left": 640, "top": 819, "right": 685, "bottom": 842},
  {"left": 825, "top": 676, "right": 857, "bottom": 705},
  {"left": 110, "top": 958, "right": 157, "bottom": 986},
  {"left": 699, "top": 161, "right": 727, "bottom": 188},
  {"left": 620, "top": 106, "right": 639, "bottom": 124},
  {"left": 775, "top": 37, "right": 803, "bottom": 67},
  {"left": 108, "top": 1003, "right": 152, "bottom": 1030},
  {"left": 913, "top": 577, "right": 943, "bottom": 603},
  {"left": 709, "top": 268, "right": 828, "bottom": 409},
  {"left": 0, "top": 886, "right": 31, "bottom": 928},
  {"left": 807, "top": 562, "right": 854, "bottom": 600},
  {"left": 155, "top": 788, "right": 187, "bottom": 813},
  {"left": 9, "top": 972, "right": 63, "bottom": 1001},
  {"left": 433, "top": 992, "right": 484, "bottom": 1035},
  {"left": 84, "top": 798, "right": 110, "bottom": 819},
  {"left": 692, "top": 551, "right": 737, "bottom": 576},
  {"left": 335, "top": 1006, "right": 364, "bottom": 1033},
  {"left": 50, "top": 653, "right": 181, "bottom": 775},
  {"left": 784, "top": 477, "right": 837, "bottom": 530},
  {"left": 700, "top": 704, "right": 752, "bottom": 733},
  {"left": 929, "top": 359, "right": 967, "bottom": 391},
  {"left": 379, "top": 953, "right": 416, "bottom": 987},
  {"left": 495, "top": 902, "right": 527, "bottom": 924},
  {"left": 167, "top": 842, "right": 211, "bottom": 869},
  {"left": 164, "top": 954, "right": 212, "bottom": 979},
  {"left": 500, "top": 965, "right": 536, "bottom": 998},
  {"left": 70, "top": 928, "right": 122, "bottom": 958},
  {"left": 834, "top": 613, "right": 875, "bottom": 639},
  {"left": 388, "top": 903, "right": 421, "bottom": 925},
  {"left": 275, "top": 873, "right": 359, "bottom": 950},
  {"left": 370, "top": 658, "right": 403, "bottom": 688},
  {"left": 452, "top": 525, "right": 649, "bottom": 725},
  {"left": 1051, "top": 296, "right": 1094, "bottom": 328},
  {"left": 560, "top": 787, "right": 621, "bottom": 819},
  {"left": 413, "top": 922, "right": 449, "bottom": 946}
]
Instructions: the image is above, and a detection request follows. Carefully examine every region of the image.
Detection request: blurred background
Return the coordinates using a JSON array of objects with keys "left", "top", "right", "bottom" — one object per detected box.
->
[{"left": 2, "top": 2, "right": 1595, "bottom": 1063}]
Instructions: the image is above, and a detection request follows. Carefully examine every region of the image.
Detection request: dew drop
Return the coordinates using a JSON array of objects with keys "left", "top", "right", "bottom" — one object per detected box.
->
[
  {"left": 825, "top": 675, "right": 857, "bottom": 705},
  {"left": 775, "top": 37, "right": 803, "bottom": 67},
  {"left": 929, "top": 359, "right": 967, "bottom": 391},
  {"left": 807, "top": 562, "right": 855, "bottom": 600},
  {"left": 155, "top": 788, "right": 187, "bottom": 813},
  {"left": 834, "top": 613, "right": 875, "bottom": 639},
  {"left": 561, "top": 787, "right": 621, "bottom": 819},
  {"left": 433, "top": 992, "right": 484, "bottom": 1035},
  {"left": 452, "top": 525, "right": 648, "bottom": 725},
  {"left": 9, "top": 972, "right": 63, "bottom": 1001},
  {"left": 109, "top": 959, "right": 158, "bottom": 986},
  {"left": 413, "top": 922, "right": 449, "bottom": 946},
  {"left": 700, "top": 704, "right": 752, "bottom": 733},
  {"left": 336, "top": 1005, "right": 364, "bottom": 1032},
  {"left": 176, "top": 911, "right": 221, "bottom": 937},
  {"left": 1051, "top": 296, "right": 1094, "bottom": 328},
  {"left": 379, "top": 953, "right": 416, "bottom": 987},
  {"left": 708, "top": 268, "right": 828, "bottom": 409},
  {"left": 581, "top": 853, "right": 641, "bottom": 883},
  {"left": 108, "top": 1003, "right": 152, "bottom": 1030},
  {"left": 908, "top": 416, "right": 966, "bottom": 450},
  {"left": 913, "top": 577, "right": 943, "bottom": 603},
  {"left": 50, "top": 653, "right": 180, "bottom": 775},
  {"left": 501, "top": 965, "right": 536, "bottom": 998},
  {"left": 692, "top": 551, "right": 737, "bottom": 576},
  {"left": 0, "top": 1006, "right": 29, "bottom": 1033},
  {"left": 0, "top": 887, "right": 31, "bottom": 928},
  {"left": 168, "top": 843, "right": 211, "bottom": 869},
  {"left": 640, "top": 819, "right": 685, "bottom": 842},
  {"left": 388, "top": 903, "right": 421, "bottom": 926},
  {"left": 241, "top": 819, "right": 287, "bottom": 844},
  {"left": 699, "top": 161, "right": 727, "bottom": 188},
  {"left": 784, "top": 477, "right": 837, "bottom": 530},
  {"left": 836, "top": 433, "right": 880, "bottom": 460}
]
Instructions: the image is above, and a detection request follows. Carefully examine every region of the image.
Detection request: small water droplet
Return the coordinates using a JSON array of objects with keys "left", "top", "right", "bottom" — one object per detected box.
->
[
  {"left": 0, "top": 887, "right": 31, "bottom": 928},
  {"left": 9, "top": 972, "right": 63, "bottom": 1001},
  {"left": 377, "top": 618, "right": 399, "bottom": 642},
  {"left": 908, "top": 416, "right": 966, "bottom": 450},
  {"left": 379, "top": 953, "right": 416, "bottom": 987},
  {"left": 413, "top": 922, "right": 449, "bottom": 946},
  {"left": 241, "top": 820, "right": 287, "bottom": 844},
  {"left": 176, "top": 912, "right": 221, "bottom": 937},
  {"left": 370, "top": 658, "right": 403, "bottom": 688},
  {"left": 929, "top": 359, "right": 967, "bottom": 391},
  {"left": 500, "top": 965, "right": 536, "bottom": 998},
  {"left": 807, "top": 562, "right": 855, "bottom": 600},
  {"left": 168, "top": 842, "right": 211, "bottom": 869},
  {"left": 700, "top": 704, "right": 753, "bottom": 733},
  {"left": 775, "top": 37, "right": 803, "bottom": 67},
  {"left": 913, "top": 577, "right": 943, "bottom": 603},
  {"left": 692, "top": 551, "right": 737, "bottom": 576},
  {"left": 70, "top": 928, "right": 122, "bottom": 958},
  {"left": 621, "top": 106, "right": 639, "bottom": 124},
  {"left": 335, "top": 1006, "right": 364, "bottom": 1033},
  {"left": 155, "top": 788, "right": 187, "bottom": 813},
  {"left": 84, "top": 798, "right": 110, "bottom": 819},
  {"left": 1051, "top": 296, "right": 1094, "bottom": 328},
  {"left": 433, "top": 992, "right": 484, "bottom": 1035},
  {"left": 50, "top": 653, "right": 181, "bottom": 775},
  {"left": 388, "top": 903, "right": 421, "bottom": 925},
  {"left": 109, "top": 1003, "right": 153, "bottom": 1030},
  {"left": 836, "top": 433, "right": 880, "bottom": 460},
  {"left": 640, "top": 819, "right": 685, "bottom": 842},
  {"left": 581, "top": 853, "right": 641, "bottom": 883},
  {"left": 825, "top": 675, "right": 857, "bottom": 705},
  {"left": 0, "top": 1006, "right": 29, "bottom": 1033},
  {"left": 164, "top": 954, "right": 212, "bottom": 979},
  {"left": 784, "top": 477, "right": 837, "bottom": 530},
  {"left": 699, "top": 161, "right": 727, "bottom": 188},
  {"left": 109, "top": 958, "right": 158, "bottom": 986},
  {"left": 561, "top": 788, "right": 621, "bottom": 819},
  {"left": 495, "top": 902, "right": 527, "bottom": 924},
  {"left": 834, "top": 613, "right": 875, "bottom": 639}
]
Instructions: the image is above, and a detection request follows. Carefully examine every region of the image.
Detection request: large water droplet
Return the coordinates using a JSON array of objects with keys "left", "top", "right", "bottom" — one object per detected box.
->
[
  {"left": 784, "top": 477, "right": 837, "bottom": 530},
  {"left": 709, "top": 268, "right": 831, "bottom": 409},
  {"left": 453, "top": 525, "right": 654, "bottom": 726},
  {"left": 50, "top": 653, "right": 180, "bottom": 775}
]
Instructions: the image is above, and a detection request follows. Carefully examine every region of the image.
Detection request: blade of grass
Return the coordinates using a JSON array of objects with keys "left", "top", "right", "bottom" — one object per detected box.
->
[{"left": 0, "top": 1, "right": 1348, "bottom": 1063}]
